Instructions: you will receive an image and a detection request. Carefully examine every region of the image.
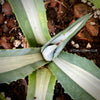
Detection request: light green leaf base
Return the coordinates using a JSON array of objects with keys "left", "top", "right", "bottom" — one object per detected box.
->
[
  {"left": 49, "top": 52, "right": 100, "bottom": 100},
  {"left": 26, "top": 68, "right": 56, "bottom": 100}
]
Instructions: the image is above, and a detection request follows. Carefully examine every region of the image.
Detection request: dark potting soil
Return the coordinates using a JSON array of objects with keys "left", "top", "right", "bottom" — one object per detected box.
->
[{"left": 0, "top": 0, "right": 100, "bottom": 100}]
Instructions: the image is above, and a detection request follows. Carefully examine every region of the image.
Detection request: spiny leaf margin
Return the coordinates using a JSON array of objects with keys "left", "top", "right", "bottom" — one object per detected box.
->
[
  {"left": 49, "top": 51, "right": 100, "bottom": 100},
  {"left": 0, "top": 48, "right": 48, "bottom": 83},
  {"left": 8, "top": 0, "right": 51, "bottom": 46}
]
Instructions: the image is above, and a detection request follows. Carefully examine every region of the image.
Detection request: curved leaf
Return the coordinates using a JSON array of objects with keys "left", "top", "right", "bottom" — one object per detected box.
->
[
  {"left": 41, "top": 14, "right": 91, "bottom": 61},
  {"left": 0, "top": 48, "right": 47, "bottom": 83},
  {"left": 26, "top": 71, "right": 36, "bottom": 100},
  {"left": 49, "top": 52, "right": 100, "bottom": 100},
  {"left": 8, "top": 0, "right": 51, "bottom": 46},
  {"left": 26, "top": 68, "right": 56, "bottom": 100}
]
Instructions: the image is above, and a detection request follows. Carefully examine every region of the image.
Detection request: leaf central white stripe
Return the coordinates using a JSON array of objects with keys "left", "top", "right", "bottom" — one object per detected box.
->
[
  {"left": 0, "top": 53, "right": 43, "bottom": 73},
  {"left": 54, "top": 57, "right": 100, "bottom": 100},
  {"left": 21, "top": 0, "right": 47, "bottom": 44},
  {"left": 35, "top": 68, "right": 51, "bottom": 100},
  {"left": 51, "top": 19, "right": 84, "bottom": 44}
]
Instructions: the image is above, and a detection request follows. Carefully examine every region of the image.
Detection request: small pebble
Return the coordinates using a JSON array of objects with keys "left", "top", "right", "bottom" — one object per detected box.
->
[
  {"left": 92, "top": 6, "right": 96, "bottom": 10},
  {"left": 13, "top": 47, "right": 16, "bottom": 49},
  {"left": 86, "top": 43, "right": 91, "bottom": 48},
  {"left": 94, "top": 11, "right": 97, "bottom": 16},
  {"left": 14, "top": 20, "right": 17, "bottom": 23},
  {"left": 51, "top": 32, "right": 56, "bottom": 36},
  {"left": 1, "top": 92, "right": 5, "bottom": 97},
  {"left": 3, "top": 14, "right": 5, "bottom": 16},
  {"left": 21, "top": 43, "right": 24, "bottom": 47},
  {"left": 18, "top": 32, "right": 23, "bottom": 39},
  {"left": 96, "top": 9, "right": 100, "bottom": 15},
  {"left": 6, "top": 97, "right": 11, "bottom": 100},
  {"left": 14, "top": 28, "right": 17, "bottom": 31},
  {"left": 94, "top": 15, "right": 98, "bottom": 18},
  {"left": 53, "top": 32, "right": 56, "bottom": 35},
  {"left": 73, "top": 43, "right": 79, "bottom": 48},
  {"left": 4, "top": 21, "right": 7, "bottom": 24},
  {"left": 0, "top": 0, "right": 4, "bottom": 5},
  {"left": 18, "top": 32, "right": 22, "bottom": 36},
  {"left": 61, "top": 2, "right": 63, "bottom": 4},
  {"left": 71, "top": 40, "right": 75, "bottom": 45},
  {"left": 90, "top": 22, "right": 96, "bottom": 25},
  {"left": 93, "top": 11, "right": 98, "bottom": 18},
  {"left": 81, "top": 0, "right": 87, "bottom": 3},
  {"left": 61, "top": 11, "right": 63, "bottom": 13},
  {"left": 87, "top": 2, "right": 92, "bottom": 6},
  {"left": 13, "top": 40, "right": 21, "bottom": 47}
]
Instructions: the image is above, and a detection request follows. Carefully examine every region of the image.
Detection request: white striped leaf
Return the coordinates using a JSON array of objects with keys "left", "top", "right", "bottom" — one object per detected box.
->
[
  {"left": 42, "top": 14, "right": 91, "bottom": 61},
  {"left": 0, "top": 53, "right": 42, "bottom": 73},
  {"left": 0, "top": 48, "right": 47, "bottom": 83},
  {"left": 8, "top": 0, "right": 51, "bottom": 47},
  {"left": 26, "top": 68, "right": 56, "bottom": 100},
  {"left": 49, "top": 52, "right": 100, "bottom": 100}
]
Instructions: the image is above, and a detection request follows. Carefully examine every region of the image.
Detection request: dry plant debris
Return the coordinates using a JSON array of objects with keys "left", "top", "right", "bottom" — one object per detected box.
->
[
  {"left": 0, "top": 1, "right": 29, "bottom": 49},
  {"left": 2, "top": 2, "right": 13, "bottom": 16},
  {"left": 0, "top": 36, "right": 12, "bottom": 49},
  {"left": 74, "top": 3, "right": 92, "bottom": 18}
]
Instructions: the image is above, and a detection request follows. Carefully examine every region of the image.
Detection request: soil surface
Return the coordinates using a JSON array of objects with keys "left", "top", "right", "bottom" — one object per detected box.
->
[{"left": 0, "top": 0, "right": 100, "bottom": 100}]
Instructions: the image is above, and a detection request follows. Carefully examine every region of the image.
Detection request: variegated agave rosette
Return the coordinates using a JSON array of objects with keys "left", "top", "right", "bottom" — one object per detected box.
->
[{"left": 0, "top": 0, "right": 100, "bottom": 100}]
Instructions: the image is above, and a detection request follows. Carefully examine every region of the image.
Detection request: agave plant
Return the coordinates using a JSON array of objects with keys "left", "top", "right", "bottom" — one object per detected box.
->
[{"left": 0, "top": 0, "right": 100, "bottom": 100}]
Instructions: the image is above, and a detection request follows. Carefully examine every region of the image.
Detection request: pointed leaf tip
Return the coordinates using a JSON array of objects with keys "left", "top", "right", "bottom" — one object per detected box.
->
[{"left": 42, "top": 14, "right": 91, "bottom": 61}]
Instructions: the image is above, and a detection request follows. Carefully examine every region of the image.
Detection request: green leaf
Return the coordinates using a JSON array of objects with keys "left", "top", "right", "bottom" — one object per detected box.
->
[
  {"left": 8, "top": 0, "right": 51, "bottom": 46},
  {"left": 42, "top": 14, "right": 91, "bottom": 61},
  {"left": 26, "top": 68, "right": 56, "bottom": 100},
  {"left": 88, "top": 0, "right": 100, "bottom": 8},
  {"left": 49, "top": 52, "right": 100, "bottom": 100},
  {"left": 26, "top": 71, "right": 36, "bottom": 100},
  {"left": 0, "top": 48, "right": 43, "bottom": 73},
  {"left": 0, "top": 48, "right": 47, "bottom": 83},
  {"left": 45, "top": 68, "right": 56, "bottom": 100}
]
